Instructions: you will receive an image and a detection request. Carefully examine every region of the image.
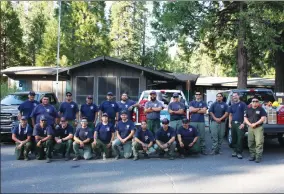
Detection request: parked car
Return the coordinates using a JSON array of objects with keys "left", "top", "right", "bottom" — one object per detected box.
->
[
  {"left": 0, "top": 91, "right": 59, "bottom": 141},
  {"left": 220, "top": 88, "right": 284, "bottom": 146},
  {"left": 132, "top": 90, "right": 190, "bottom": 126}
]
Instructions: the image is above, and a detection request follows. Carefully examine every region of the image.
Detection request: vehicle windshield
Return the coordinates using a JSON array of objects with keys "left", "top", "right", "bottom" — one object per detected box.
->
[
  {"left": 238, "top": 91, "right": 275, "bottom": 105},
  {"left": 142, "top": 91, "right": 187, "bottom": 106},
  {"left": 1, "top": 94, "right": 39, "bottom": 105}
]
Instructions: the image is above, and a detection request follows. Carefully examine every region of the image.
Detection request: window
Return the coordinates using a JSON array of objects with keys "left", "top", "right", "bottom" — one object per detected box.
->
[
  {"left": 76, "top": 77, "right": 94, "bottom": 105},
  {"left": 98, "top": 77, "right": 116, "bottom": 104},
  {"left": 1, "top": 94, "right": 39, "bottom": 105},
  {"left": 120, "top": 77, "right": 140, "bottom": 101}
]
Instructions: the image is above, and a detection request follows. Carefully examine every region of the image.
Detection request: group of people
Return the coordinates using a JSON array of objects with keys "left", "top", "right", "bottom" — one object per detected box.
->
[{"left": 13, "top": 90, "right": 267, "bottom": 163}]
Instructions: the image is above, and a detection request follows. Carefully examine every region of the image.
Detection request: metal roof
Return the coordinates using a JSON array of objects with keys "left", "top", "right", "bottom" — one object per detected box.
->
[
  {"left": 56, "top": 56, "right": 175, "bottom": 80},
  {"left": 167, "top": 73, "right": 199, "bottom": 82},
  {"left": 1, "top": 66, "right": 59, "bottom": 75},
  {"left": 196, "top": 76, "right": 274, "bottom": 87}
]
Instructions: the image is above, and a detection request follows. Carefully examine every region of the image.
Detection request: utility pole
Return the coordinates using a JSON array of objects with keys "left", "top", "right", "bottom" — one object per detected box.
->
[{"left": 55, "top": 0, "right": 61, "bottom": 98}]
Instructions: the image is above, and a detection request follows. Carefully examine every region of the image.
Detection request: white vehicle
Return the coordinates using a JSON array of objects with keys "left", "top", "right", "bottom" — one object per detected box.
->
[{"left": 132, "top": 90, "right": 190, "bottom": 125}]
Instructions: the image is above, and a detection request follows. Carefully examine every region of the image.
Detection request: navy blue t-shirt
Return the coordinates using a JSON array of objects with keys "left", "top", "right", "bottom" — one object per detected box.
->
[
  {"left": 33, "top": 124, "right": 54, "bottom": 137},
  {"left": 95, "top": 122, "right": 115, "bottom": 144},
  {"left": 229, "top": 101, "right": 247, "bottom": 123},
  {"left": 31, "top": 104, "right": 59, "bottom": 126},
  {"left": 116, "top": 120, "right": 135, "bottom": 140},
  {"left": 59, "top": 101, "right": 79, "bottom": 120},
  {"left": 168, "top": 101, "right": 185, "bottom": 121},
  {"left": 135, "top": 128, "right": 155, "bottom": 144},
  {"left": 80, "top": 103, "right": 98, "bottom": 122},
  {"left": 75, "top": 127, "right": 93, "bottom": 141},
  {"left": 99, "top": 101, "right": 119, "bottom": 119},
  {"left": 189, "top": 100, "right": 207, "bottom": 122},
  {"left": 54, "top": 124, "right": 73, "bottom": 138},
  {"left": 12, "top": 124, "right": 33, "bottom": 141},
  {"left": 209, "top": 101, "right": 229, "bottom": 121},
  {"left": 117, "top": 100, "right": 136, "bottom": 120},
  {"left": 155, "top": 127, "right": 176, "bottom": 143},
  {"left": 177, "top": 125, "right": 198, "bottom": 142},
  {"left": 18, "top": 100, "right": 39, "bottom": 118}
]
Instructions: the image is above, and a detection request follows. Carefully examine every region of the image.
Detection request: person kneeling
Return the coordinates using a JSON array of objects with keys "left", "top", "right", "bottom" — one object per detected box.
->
[
  {"left": 34, "top": 115, "right": 54, "bottom": 163},
  {"left": 54, "top": 117, "right": 74, "bottom": 161},
  {"left": 92, "top": 113, "right": 115, "bottom": 160},
  {"left": 73, "top": 118, "right": 93, "bottom": 161},
  {"left": 12, "top": 116, "right": 33, "bottom": 161},
  {"left": 177, "top": 118, "right": 200, "bottom": 158},
  {"left": 133, "top": 120, "right": 155, "bottom": 161},
  {"left": 155, "top": 118, "right": 176, "bottom": 160}
]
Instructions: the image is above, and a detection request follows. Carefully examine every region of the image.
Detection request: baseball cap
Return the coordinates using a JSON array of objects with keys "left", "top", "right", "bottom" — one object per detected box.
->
[
  {"left": 161, "top": 118, "right": 169, "bottom": 125},
  {"left": 150, "top": 91, "right": 156, "bottom": 95},
  {"left": 60, "top": 117, "right": 67, "bottom": 122},
  {"left": 20, "top": 116, "right": 27, "bottom": 120},
  {"left": 66, "top": 92, "right": 72, "bottom": 96},
  {"left": 195, "top": 91, "right": 201, "bottom": 95},
  {"left": 81, "top": 117, "right": 88, "bottom": 122},
  {"left": 102, "top": 113, "right": 108, "bottom": 117},
  {"left": 182, "top": 118, "right": 189, "bottom": 124},
  {"left": 173, "top": 93, "right": 179, "bottom": 98},
  {"left": 120, "top": 110, "right": 128, "bottom": 115},
  {"left": 29, "top": 91, "right": 35, "bottom": 96},
  {"left": 87, "top": 95, "right": 93, "bottom": 99},
  {"left": 40, "top": 115, "right": 47, "bottom": 121},
  {"left": 107, "top": 92, "right": 113, "bottom": 96}
]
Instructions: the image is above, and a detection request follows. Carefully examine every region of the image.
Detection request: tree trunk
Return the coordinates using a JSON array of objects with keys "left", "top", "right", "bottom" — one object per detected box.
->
[
  {"left": 237, "top": 1, "right": 248, "bottom": 89},
  {"left": 274, "top": 31, "right": 284, "bottom": 92}
]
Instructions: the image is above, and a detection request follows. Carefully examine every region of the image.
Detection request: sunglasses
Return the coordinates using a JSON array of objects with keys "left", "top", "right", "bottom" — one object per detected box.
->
[
  {"left": 41, "top": 120, "right": 47, "bottom": 122},
  {"left": 195, "top": 94, "right": 201, "bottom": 95},
  {"left": 252, "top": 100, "right": 259, "bottom": 103},
  {"left": 87, "top": 98, "right": 93, "bottom": 99}
]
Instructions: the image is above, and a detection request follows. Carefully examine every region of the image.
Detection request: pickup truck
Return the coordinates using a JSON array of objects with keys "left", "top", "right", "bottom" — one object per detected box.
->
[
  {"left": 132, "top": 90, "right": 190, "bottom": 126},
  {"left": 221, "top": 88, "right": 284, "bottom": 146},
  {"left": 0, "top": 91, "right": 59, "bottom": 141}
]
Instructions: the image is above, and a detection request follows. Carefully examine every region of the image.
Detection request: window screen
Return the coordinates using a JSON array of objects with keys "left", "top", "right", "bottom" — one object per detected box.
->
[
  {"left": 76, "top": 77, "right": 94, "bottom": 105},
  {"left": 98, "top": 77, "right": 116, "bottom": 104},
  {"left": 120, "top": 78, "right": 139, "bottom": 102}
]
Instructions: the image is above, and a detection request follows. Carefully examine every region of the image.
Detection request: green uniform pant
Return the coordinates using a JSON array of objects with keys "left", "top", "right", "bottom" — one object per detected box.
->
[
  {"left": 132, "top": 141, "right": 154, "bottom": 157},
  {"left": 112, "top": 139, "right": 132, "bottom": 158},
  {"left": 67, "top": 120, "right": 77, "bottom": 133},
  {"left": 108, "top": 118, "right": 116, "bottom": 127},
  {"left": 210, "top": 121, "right": 226, "bottom": 152},
  {"left": 15, "top": 142, "right": 33, "bottom": 160},
  {"left": 73, "top": 142, "right": 92, "bottom": 160},
  {"left": 53, "top": 139, "right": 73, "bottom": 156},
  {"left": 231, "top": 122, "right": 245, "bottom": 153},
  {"left": 248, "top": 126, "right": 264, "bottom": 159},
  {"left": 87, "top": 122, "right": 95, "bottom": 133},
  {"left": 177, "top": 140, "right": 200, "bottom": 155},
  {"left": 92, "top": 139, "right": 112, "bottom": 158},
  {"left": 169, "top": 119, "right": 183, "bottom": 132},
  {"left": 154, "top": 141, "right": 176, "bottom": 157},
  {"left": 190, "top": 122, "right": 206, "bottom": 152},
  {"left": 147, "top": 119, "right": 160, "bottom": 135},
  {"left": 36, "top": 139, "right": 54, "bottom": 159}
]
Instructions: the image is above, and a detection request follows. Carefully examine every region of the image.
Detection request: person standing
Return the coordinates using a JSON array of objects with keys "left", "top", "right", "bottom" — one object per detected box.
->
[
  {"left": 53, "top": 117, "right": 74, "bottom": 161},
  {"left": 168, "top": 93, "right": 185, "bottom": 132},
  {"left": 11, "top": 116, "right": 33, "bottom": 160},
  {"left": 244, "top": 96, "right": 267, "bottom": 163},
  {"left": 99, "top": 92, "right": 119, "bottom": 126},
  {"left": 177, "top": 118, "right": 200, "bottom": 158},
  {"left": 31, "top": 95, "right": 59, "bottom": 128},
  {"left": 144, "top": 91, "right": 163, "bottom": 134},
  {"left": 18, "top": 91, "right": 39, "bottom": 128},
  {"left": 117, "top": 92, "right": 140, "bottom": 121},
  {"left": 33, "top": 115, "right": 54, "bottom": 163},
  {"left": 112, "top": 110, "right": 135, "bottom": 160},
  {"left": 58, "top": 92, "right": 79, "bottom": 129},
  {"left": 92, "top": 113, "right": 115, "bottom": 160},
  {"left": 80, "top": 95, "right": 98, "bottom": 130},
  {"left": 132, "top": 120, "right": 155, "bottom": 161},
  {"left": 209, "top": 93, "right": 229, "bottom": 155},
  {"left": 228, "top": 92, "right": 247, "bottom": 159},
  {"left": 73, "top": 118, "right": 93, "bottom": 161},
  {"left": 189, "top": 91, "right": 207, "bottom": 155},
  {"left": 155, "top": 118, "right": 176, "bottom": 160}
]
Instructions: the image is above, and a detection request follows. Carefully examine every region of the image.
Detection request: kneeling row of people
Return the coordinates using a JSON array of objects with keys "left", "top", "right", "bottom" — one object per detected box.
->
[{"left": 12, "top": 111, "right": 200, "bottom": 163}]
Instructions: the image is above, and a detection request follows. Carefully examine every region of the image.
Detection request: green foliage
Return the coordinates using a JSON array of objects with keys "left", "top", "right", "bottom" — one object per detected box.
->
[{"left": 0, "top": 80, "right": 17, "bottom": 100}]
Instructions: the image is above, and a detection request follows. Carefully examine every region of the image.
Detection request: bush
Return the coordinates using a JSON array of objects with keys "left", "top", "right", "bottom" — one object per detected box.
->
[{"left": 0, "top": 81, "right": 18, "bottom": 100}]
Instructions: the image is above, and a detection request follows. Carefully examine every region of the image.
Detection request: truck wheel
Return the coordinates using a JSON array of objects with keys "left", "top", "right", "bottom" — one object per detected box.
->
[
  {"left": 227, "top": 128, "right": 233, "bottom": 148},
  {"left": 278, "top": 136, "right": 284, "bottom": 146}
]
